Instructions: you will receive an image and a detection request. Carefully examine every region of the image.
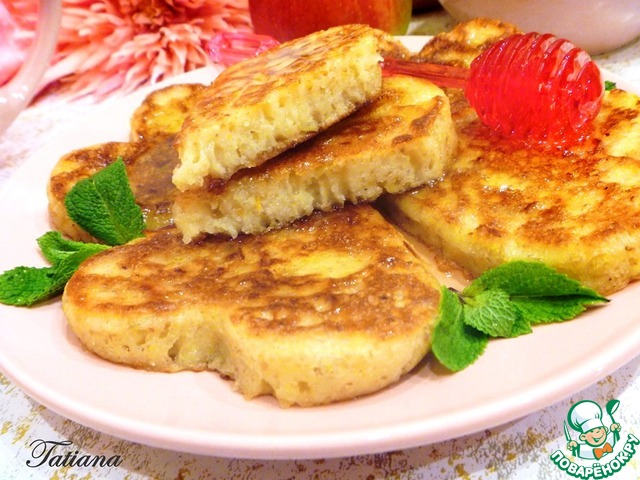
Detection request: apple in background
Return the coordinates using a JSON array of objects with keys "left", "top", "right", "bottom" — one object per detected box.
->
[
  {"left": 412, "top": 0, "right": 440, "bottom": 11},
  {"left": 249, "top": 0, "right": 413, "bottom": 42}
]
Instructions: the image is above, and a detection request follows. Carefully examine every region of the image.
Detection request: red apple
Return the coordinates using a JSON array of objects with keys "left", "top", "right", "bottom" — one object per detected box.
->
[{"left": 249, "top": 0, "right": 412, "bottom": 42}]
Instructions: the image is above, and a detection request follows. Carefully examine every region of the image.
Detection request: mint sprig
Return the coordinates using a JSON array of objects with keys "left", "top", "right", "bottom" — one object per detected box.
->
[
  {"left": 432, "top": 287, "right": 489, "bottom": 372},
  {"left": 37, "top": 231, "right": 107, "bottom": 265},
  {"left": 0, "top": 159, "right": 144, "bottom": 306},
  {"left": 431, "top": 261, "right": 608, "bottom": 371},
  {"left": 64, "top": 158, "right": 144, "bottom": 246},
  {"left": 0, "top": 233, "right": 109, "bottom": 306}
]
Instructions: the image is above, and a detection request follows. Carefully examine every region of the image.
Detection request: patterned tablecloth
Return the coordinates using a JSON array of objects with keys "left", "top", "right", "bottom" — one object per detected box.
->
[{"left": 2, "top": 12, "right": 640, "bottom": 480}]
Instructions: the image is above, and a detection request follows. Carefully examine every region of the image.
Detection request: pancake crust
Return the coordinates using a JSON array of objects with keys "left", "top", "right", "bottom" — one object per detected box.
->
[
  {"left": 172, "top": 24, "right": 384, "bottom": 190},
  {"left": 173, "top": 74, "right": 457, "bottom": 241},
  {"left": 413, "top": 18, "right": 519, "bottom": 68},
  {"left": 62, "top": 205, "right": 441, "bottom": 407},
  {"left": 382, "top": 21, "right": 640, "bottom": 295},
  {"left": 130, "top": 83, "right": 205, "bottom": 142}
]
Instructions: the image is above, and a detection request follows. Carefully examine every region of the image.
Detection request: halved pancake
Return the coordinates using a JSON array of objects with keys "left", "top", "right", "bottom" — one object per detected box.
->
[
  {"left": 48, "top": 83, "right": 204, "bottom": 241},
  {"left": 172, "top": 24, "right": 384, "bottom": 190},
  {"left": 62, "top": 204, "right": 441, "bottom": 407},
  {"left": 173, "top": 74, "right": 457, "bottom": 241},
  {"left": 381, "top": 21, "right": 640, "bottom": 295}
]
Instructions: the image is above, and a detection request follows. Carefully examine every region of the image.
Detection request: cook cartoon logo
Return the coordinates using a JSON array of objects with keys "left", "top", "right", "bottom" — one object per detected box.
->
[
  {"left": 549, "top": 399, "right": 640, "bottom": 479},
  {"left": 566, "top": 400, "right": 621, "bottom": 460}
]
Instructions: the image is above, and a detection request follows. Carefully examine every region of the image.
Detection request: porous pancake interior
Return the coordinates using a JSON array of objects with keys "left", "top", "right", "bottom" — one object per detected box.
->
[
  {"left": 172, "top": 24, "right": 383, "bottom": 190},
  {"left": 172, "top": 75, "right": 457, "bottom": 241},
  {"left": 62, "top": 205, "right": 441, "bottom": 407}
]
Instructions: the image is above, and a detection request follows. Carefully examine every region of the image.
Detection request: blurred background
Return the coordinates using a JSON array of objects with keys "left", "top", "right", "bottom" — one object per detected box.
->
[{"left": 0, "top": 0, "right": 639, "bottom": 106}]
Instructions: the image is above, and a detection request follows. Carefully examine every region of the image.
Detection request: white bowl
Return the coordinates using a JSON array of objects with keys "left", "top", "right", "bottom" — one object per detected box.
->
[{"left": 438, "top": 0, "right": 640, "bottom": 54}]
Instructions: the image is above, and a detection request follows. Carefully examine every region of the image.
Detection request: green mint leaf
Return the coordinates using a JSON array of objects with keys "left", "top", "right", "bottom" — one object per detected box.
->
[
  {"left": 2, "top": 157, "right": 141, "bottom": 307},
  {"left": 512, "top": 296, "right": 605, "bottom": 325},
  {"left": 463, "top": 289, "right": 518, "bottom": 337},
  {"left": 463, "top": 261, "right": 606, "bottom": 301},
  {"left": 37, "top": 231, "right": 109, "bottom": 265},
  {"left": 605, "top": 80, "right": 617, "bottom": 91},
  {"left": 510, "top": 313, "right": 533, "bottom": 337},
  {"left": 432, "top": 287, "right": 489, "bottom": 372},
  {"left": 50, "top": 247, "right": 102, "bottom": 288},
  {"left": 432, "top": 261, "right": 610, "bottom": 372},
  {"left": 0, "top": 266, "right": 58, "bottom": 306},
  {"left": 64, "top": 158, "right": 144, "bottom": 246},
  {"left": 0, "top": 239, "right": 108, "bottom": 306}
]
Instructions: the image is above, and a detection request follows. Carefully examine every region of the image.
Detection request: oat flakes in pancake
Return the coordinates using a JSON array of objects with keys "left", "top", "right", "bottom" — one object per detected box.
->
[
  {"left": 62, "top": 204, "right": 441, "bottom": 408},
  {"left": 48, "top": 83, "right": 204, "bottom": 241},
  {"left": 381, "top": 19, "right": 640, "bottom": 295},
  {"left": 173, "top": 74, "right": 457, "bottom": 241},
  {"left": 172, "top": 24, "right": 384, "bottom": 190}
]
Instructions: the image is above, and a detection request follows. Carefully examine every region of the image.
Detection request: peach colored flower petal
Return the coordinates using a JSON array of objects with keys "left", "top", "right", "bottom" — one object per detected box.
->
[{"left": 12, "top": 0, "right": 252, "bottom": 102}]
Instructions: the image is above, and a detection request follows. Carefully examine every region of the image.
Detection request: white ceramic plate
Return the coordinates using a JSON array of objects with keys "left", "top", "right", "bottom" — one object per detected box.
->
[{"left": 1, "top": 38, "right": 639, "bottom": 460}]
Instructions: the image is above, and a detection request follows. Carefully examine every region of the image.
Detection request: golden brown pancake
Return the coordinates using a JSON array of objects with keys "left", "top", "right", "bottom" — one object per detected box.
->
[
  {"left": 172, "top": 24, "right": 384, "bottom": 190},
  {"left": 62, "top": 204, "right": 441, "bottom": 407},
  {"left": 412, "top": 18, "right": 519, "bottom": 68},
  {"left": 130, "top": 83, "right": 205, "bottom": 142},
  {"left": 382, "top": 19, "right": 640, "bottom": 295}
]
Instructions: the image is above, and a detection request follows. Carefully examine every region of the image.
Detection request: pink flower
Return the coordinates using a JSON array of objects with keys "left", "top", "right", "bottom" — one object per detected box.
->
[{"left": 3, "top": 0, "right": 252, "bottom": 102}]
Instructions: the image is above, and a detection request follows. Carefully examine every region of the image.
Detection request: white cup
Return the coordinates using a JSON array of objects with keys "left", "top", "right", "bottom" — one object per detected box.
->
[
  {"left": 0, "top": 0, "right": 61, "bottom": 135},
  {"left": 438, "top": 0, "right": 640, "bottom": 55}
]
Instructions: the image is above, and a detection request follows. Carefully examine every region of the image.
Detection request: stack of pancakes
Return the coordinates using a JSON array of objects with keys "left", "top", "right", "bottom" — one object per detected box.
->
[
  {"left": 171, "top": 24, "right": 457, "bottom": 240},
  {"left": 52, "top": 24, "right": 456, "bottom": 407},
  {"left": 48, "top": 20, "right": 640, "bottom": 407}
]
